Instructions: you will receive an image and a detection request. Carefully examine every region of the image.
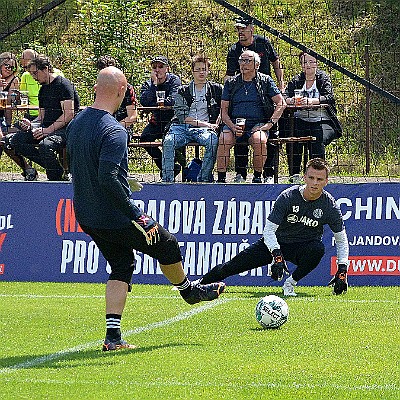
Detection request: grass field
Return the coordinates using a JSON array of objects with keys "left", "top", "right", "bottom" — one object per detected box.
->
[{"left": 0, "top": 282, "right": 399, "bottom": 400}]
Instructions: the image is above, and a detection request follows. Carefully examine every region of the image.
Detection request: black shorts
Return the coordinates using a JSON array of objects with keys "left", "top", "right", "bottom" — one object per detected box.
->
[{"left": 80, "top": 223, "right": 182, "bottom": 284}]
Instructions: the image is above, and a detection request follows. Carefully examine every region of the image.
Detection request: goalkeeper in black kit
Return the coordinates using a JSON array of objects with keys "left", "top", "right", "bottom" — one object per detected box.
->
[{"left": 200, "top": 158, "right": 349, "bottom": 296}]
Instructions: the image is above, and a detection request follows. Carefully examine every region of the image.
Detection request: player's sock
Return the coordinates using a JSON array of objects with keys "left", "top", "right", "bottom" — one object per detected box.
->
[
  {"left": 175, "top": 277, "right": 192, "bottom": 298},
  {"left": 286, "top": 276, "right": 297, "bottom": 285},
  {"left": 106, "top": 313, "right": 122, "bottom": 340}
]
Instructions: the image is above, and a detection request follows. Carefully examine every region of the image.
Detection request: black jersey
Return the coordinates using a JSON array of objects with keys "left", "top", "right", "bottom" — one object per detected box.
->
[{"left": 268, "top": 185, "right": 344, "bottom": 244}]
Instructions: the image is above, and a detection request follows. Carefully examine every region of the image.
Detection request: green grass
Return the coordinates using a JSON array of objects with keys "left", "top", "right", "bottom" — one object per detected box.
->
[{"left": 0, "top": 282, "right": 399, "bottom": 399}]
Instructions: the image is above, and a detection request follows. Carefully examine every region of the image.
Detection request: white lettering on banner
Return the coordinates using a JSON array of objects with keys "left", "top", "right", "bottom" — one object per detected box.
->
[
  {"left": 344, "top": 235, "right": 400, "bottom": 246},
  {"left": 212, "top": 200, "right": 274, "bottom": 235},
  {"left": 0, "top": 214, "right": 13, "bottom": 230},
  {"left": 133, "top": 198, "right": 276, "bottom": 235},
  {"left": 59, "top": 239, "right": 266, "bottom": 277},
  {"left": 337, "top": 196, "right": 400, "bottom": 221},
  {"left": 350, "top": 258, "right": 400, "bottom": 273},
  {"left": 60, "top": 240, "right": 102, "bottom": 274}
]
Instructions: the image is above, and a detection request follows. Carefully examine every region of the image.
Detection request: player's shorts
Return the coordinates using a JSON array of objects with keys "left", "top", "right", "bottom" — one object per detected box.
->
[{"left": 80, "top": 222, "right": 182, "bottom": 284}]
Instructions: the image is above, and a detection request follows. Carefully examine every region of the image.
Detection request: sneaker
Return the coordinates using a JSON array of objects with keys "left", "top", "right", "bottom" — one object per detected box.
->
[
  {"left": 252, "top": 176, "right": 262, "bottom": 183},
  {"left": 233, "top": 174, "right": 246, "bottom": 183},
  {"left": 24, "top": 167, "right": 38, "bottom": 181},
  {"left": 183, "top": 282, "right": 226, "bottom": 305},
  {"left": 290, "top": 174, "right": 302, "bottom": 184},
  {"left": 102, "top": 338, "right": 137, "bottom": 352},
  {"left": 264, "top": 176, "right": 274, "bottom": 184},
  {"left": 283, "top": 279, "right": 297, "bottom": 297}
]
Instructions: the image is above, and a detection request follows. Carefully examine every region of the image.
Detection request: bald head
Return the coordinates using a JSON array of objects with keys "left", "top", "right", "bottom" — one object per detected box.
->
[
  {"left": 21, "top": 49, "right": 38, "bottom": 68},
  {"left": 94, "top": 66, "right": 127, "bottom": 113}
]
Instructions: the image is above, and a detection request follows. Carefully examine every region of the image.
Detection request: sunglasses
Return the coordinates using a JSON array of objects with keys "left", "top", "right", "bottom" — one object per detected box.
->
[
  {"left": 1, "top": 63, "right": 14, "bottom": 71},
  {"left": 238, "top": 58, "right": 254, "bottom": 64}
]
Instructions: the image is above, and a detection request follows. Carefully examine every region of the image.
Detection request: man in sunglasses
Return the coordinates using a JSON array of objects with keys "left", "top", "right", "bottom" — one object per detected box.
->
[
  {"left": 217, "top": 50, "right": 286, "bottom": 183},
  {"left": 226, "top": 17, "right": 285, "bottom": 184}
]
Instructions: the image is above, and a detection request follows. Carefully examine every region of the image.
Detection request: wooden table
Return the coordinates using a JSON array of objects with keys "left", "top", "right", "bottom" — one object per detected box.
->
[{"left": 283, "top": 104, "right": 328, "bottom": 176}]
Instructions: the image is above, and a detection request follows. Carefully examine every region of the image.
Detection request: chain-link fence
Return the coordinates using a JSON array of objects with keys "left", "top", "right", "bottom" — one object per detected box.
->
[{"left": 0, "top": 0, "right": 399, "bottom": 182}]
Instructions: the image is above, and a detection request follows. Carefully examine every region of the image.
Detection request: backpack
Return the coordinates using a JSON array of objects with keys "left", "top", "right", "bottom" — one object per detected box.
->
[{"left": 182, "top": 158, "right": 202, "bottom": 182}]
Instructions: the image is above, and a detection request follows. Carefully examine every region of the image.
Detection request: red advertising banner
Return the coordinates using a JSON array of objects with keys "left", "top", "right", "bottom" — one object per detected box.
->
[{"left": 331, "top": 256, "right": 400, "bottom": 275}]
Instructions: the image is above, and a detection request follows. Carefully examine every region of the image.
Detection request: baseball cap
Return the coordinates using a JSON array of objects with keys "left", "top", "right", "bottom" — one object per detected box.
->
[
  {"left": 151, "top": 55, "right": 169, "bottom": 66},
  {"left": 234, "top": 17, "right": 253, "bottom": 28}
]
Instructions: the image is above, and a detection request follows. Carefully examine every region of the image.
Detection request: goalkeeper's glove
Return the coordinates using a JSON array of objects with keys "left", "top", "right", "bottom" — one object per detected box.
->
[
  {"left": 328, "top": 264, "right": 348, "bottom": 295},
  {"left": 270, "top": 249, "right": 289, "bottom": 281},
  {"left": 131, "top": 207, "right": 160, "bottom": 246}
]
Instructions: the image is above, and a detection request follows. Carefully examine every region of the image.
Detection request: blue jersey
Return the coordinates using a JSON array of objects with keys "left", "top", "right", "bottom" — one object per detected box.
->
[
  {"left": 268, "top": 185, "right": 344, "bottom": 244},
  {"left": 66, "top": 107, "right": 131, "bottom": 229}
]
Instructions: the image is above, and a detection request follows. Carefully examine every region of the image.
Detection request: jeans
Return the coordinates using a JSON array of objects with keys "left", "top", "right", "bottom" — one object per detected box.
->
[
  {"left": 11, "top": 128, "right": 66, "bottom": 180},
  {"left": 162, "top": 124, "right": 218, "bottom": 182}
]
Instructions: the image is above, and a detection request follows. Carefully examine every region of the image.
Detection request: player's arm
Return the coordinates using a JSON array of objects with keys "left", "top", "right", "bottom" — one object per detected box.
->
[
  {"left": 263, "top": 219, "right": 289, "bottom": 281},
  {"left": 98, "top": 160, "right": 137, "bottom": 220}
]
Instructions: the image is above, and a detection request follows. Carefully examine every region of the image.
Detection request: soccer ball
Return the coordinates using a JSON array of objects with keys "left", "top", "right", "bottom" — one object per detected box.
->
[{"left": 255, "top": 295, "right": 289, "bottom": 329}]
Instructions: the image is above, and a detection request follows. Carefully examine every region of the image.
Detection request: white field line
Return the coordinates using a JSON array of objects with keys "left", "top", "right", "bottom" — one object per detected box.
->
[{"left": 0, "top": 298, "right": 231, "bottom": 376}]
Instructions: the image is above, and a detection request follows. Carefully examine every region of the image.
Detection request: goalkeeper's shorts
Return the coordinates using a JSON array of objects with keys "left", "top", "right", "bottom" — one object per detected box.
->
[{"left": 80, "top": 223, "right": 182, "bottom": 284}]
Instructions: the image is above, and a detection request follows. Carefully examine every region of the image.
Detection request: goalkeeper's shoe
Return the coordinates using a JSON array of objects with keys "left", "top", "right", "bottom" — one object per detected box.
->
[
  {"left": 183, "top": 282, "right": 226, "bottom": 305},
  {"left": 102, "top": 338, "right": 137, "bottom": 352},
  {"left": 283, "top": 279, "right": 297, "bottom": 297}
]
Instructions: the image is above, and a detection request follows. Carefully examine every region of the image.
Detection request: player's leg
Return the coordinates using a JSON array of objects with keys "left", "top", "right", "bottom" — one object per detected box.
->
[
  {"left": 281, "top": 240, "right": 325, "bottom": 296},
  {"left": 200, "top": 238, "right": 273, "bottom": 284},
  {"left": 126, "top": 217, "right": 226, "bottom": 305},
  {"left": 79, "top": 224, "right": 137, "bottom": 351}
]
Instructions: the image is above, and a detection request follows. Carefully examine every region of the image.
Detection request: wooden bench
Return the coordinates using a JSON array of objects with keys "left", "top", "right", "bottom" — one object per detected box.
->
[{"left": 127, "top": 136, "right": 316, "bottom": 183}]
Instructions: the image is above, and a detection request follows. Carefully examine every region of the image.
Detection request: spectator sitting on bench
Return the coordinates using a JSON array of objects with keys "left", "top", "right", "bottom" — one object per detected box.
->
[
  {"left": 217, "top": 50, "right": 286, "bottom": 183},
  {"left": 11, "top": 55, "right": 80, "bottom": 181},
  {"left": 162, "top": 54, "right": 222, "bottom": 183},
  {"left": 139, "top": 55, "right": 182, "bottom": 176},
  {"left": 284, "top": 52, "right": 342, "bottom": 184}
]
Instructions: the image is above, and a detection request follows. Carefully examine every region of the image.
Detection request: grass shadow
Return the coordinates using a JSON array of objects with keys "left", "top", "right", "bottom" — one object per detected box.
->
[{"left": 1, "top": 342, "right": 200, "bottom": 370}]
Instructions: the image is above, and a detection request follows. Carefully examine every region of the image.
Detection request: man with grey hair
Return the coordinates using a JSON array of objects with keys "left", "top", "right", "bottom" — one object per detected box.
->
[
  {"left": 226, "top": 17, "right": 285, "bottom": 184},
  {"left": 217, "top": 50, "right": 286, "bottom": 183}
]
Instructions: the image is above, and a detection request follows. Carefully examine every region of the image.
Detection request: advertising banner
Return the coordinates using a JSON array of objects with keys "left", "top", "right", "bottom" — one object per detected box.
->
[{"left": 0, "top": 182, "right": 399, "bottom": 287}]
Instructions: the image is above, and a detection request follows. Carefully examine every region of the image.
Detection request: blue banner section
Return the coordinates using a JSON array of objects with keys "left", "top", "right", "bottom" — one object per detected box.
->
[{"left": 0, "top": 182, "right": 399, "bottom": 286}]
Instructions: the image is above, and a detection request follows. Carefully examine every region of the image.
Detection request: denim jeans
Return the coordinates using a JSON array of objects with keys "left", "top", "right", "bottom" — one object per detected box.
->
[{"left": 162, "top": 124, "right": 218, "bottom": 182}]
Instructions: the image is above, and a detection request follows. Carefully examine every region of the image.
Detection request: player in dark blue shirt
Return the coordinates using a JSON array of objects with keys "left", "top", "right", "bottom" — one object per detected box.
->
[
  {"left": 67, "top": 67, "right": 225, "bottom": 351},
  {"left": 200, "top": 158, "right": 349, "bottom": 297}
]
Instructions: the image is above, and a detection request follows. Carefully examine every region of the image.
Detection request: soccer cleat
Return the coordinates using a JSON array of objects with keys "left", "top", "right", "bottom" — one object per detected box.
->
[
  {"left": 183, "top": 282, "right": 226, "bottom": 305},
  {"left": 233, "top": 174, "right": 246, "bottom": 183},
  {"left": 252, "top": 176, "right": 262, "bottom": 183},
  {"left": 263, "top": 176, "right": 274, "bottom": 184},
  {"left": 102, "top": 338, "right": 137, "bottom": 351},
  {"left": 283, "top": 279, "right": 297, "bottom": 297}
]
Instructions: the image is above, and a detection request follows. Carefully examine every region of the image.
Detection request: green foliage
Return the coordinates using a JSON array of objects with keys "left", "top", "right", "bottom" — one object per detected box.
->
[
  {"left": 1, "top": 282, "right": 399, "bottom": 399},
  {"left": 0, "top": 0, "right": 399, "bottom": 177}
]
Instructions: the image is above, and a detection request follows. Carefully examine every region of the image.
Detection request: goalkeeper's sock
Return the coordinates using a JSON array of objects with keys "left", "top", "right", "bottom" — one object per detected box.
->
[
  {"left": 175, "top": 277, "right": 192, "bottom": 298},
  {"left": 286, "top": 276, "right": 297, "bottom": 285},
  {"left": 106, "top": 313, "right": 122, "bottom": 340}
]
